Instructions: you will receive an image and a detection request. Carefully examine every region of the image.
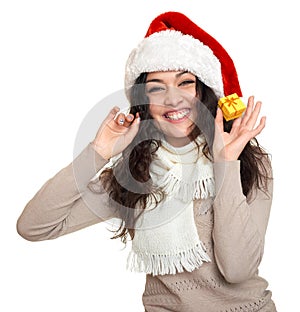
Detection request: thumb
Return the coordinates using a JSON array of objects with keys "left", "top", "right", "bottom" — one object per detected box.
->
[
  {"left": 214, "top": 108, "right": 224, "bottom": 143},
  {"left": 215, "top": 107, "right": 224, "bottom": 130}
]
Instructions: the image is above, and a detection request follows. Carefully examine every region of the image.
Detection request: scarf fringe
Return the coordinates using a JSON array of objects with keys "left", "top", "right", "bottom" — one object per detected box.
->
[
  {"left": 127, "top": 242, "right": 211, "bottom": 276},
  {"left": 159, "top": 171, "right": 215, "bottom": 202}
]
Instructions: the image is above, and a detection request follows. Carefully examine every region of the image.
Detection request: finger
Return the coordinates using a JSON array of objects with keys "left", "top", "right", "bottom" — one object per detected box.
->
[
  {"left": 246, "top": 101, "right": 263, "bottom": 129},
  {"left": 103, "top": 106, "right": 120, "bottom": 125},
  {"left": 241, "top": 96, "right": 254, "bottom": 125},
  {"left": 123, "top": 114, "right": 135, "bottom": 127},
  {"left": 115, "top": 113, "right": 126, "bottom": 126},
  {"left": 230, "top": 116, "right": 242, "bottom": 134},
  {"left": 251, "top": 116, "right": 266, "bottom": 137},
  {"left": 124, "top": 113, "right": 140, "bottom": 141}
]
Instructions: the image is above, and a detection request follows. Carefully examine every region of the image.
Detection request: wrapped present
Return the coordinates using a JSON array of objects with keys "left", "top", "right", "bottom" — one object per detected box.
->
[{"left": 218, "top": 93, "right": 246, "bottom": 121}]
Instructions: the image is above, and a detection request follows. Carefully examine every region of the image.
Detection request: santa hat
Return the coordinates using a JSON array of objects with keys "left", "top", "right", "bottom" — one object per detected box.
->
[{"left": 125, "top": 11, "right": 242, "bottom": 98}]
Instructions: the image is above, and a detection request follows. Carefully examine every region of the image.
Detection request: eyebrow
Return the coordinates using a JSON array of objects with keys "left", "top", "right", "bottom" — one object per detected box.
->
[
  {"left": 146, "top": 71, "right": 190, "bottom": 83},
  {"left": 176, "top": 70, "right": 189, "bottom": 77}
]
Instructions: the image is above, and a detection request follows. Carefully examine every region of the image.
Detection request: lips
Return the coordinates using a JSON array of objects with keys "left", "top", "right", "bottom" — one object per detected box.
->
[{"left": 163, "top": 108, "right": 191, "bottom": 121}]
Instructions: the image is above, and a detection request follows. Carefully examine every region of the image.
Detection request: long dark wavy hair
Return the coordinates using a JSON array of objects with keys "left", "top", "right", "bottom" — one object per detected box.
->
[{"left": 99, "top": 73, "right": 272, "bottom": 243}]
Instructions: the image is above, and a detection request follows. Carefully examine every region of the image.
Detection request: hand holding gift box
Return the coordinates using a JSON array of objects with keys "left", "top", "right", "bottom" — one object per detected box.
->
[{"left": 218, "top": 93, "right": 246, "bottom": 121}]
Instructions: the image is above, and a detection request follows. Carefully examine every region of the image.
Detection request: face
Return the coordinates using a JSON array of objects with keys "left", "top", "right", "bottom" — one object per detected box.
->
[{"left": 145, "top": 71, "right": 198, "bottom": 147}]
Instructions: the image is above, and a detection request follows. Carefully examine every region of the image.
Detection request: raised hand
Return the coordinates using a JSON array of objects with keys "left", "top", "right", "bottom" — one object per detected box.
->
[
  {"left": 213, "top": 96, "right": 266, "bottom": 162},
  {"left": 91, "top": 107, "right": 140, "bottom": 160}
]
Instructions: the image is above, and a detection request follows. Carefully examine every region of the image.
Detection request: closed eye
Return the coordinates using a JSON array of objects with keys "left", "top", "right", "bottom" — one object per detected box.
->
[
  {"left": 179, "top": 80, "right": 196, "bottom": 87},
  {"left": 146, "top": 86, "right": 166, "bottom": 93}
]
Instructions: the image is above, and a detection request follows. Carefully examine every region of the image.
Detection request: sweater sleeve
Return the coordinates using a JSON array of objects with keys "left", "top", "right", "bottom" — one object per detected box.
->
[
  {"left": 212, "top": 159, "right": 273, "bottom": 283},
  {"left": 17, "top": 143, "right": 117, "bottom": 241}
]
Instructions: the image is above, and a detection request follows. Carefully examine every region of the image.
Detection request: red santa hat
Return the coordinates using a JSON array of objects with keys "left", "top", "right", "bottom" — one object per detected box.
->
[{"left": 125, "top": 11, "right": 242, "bottom": 98}]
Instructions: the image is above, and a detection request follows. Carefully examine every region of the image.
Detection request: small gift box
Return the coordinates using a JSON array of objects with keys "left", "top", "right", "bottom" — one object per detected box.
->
[{"left": 218, "top": 93, "right": 246, "bottom": 121}]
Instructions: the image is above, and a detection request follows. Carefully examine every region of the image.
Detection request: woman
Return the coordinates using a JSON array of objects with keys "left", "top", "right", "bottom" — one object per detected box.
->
[{"left": 17, "top": 12, "right": 276, "bottom": 311}]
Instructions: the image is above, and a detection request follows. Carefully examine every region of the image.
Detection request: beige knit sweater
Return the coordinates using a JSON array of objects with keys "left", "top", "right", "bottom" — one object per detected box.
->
[{"left": 17, "top": 143, "right": 277, "bottom": 312}]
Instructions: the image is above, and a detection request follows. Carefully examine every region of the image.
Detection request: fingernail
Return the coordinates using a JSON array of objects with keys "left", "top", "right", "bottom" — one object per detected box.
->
[
  {"left": 119, "top": 118, "right": 124, "bottom": 125},
  {"left": 127, "top": 115, "right": 133, "bottom": 121}
]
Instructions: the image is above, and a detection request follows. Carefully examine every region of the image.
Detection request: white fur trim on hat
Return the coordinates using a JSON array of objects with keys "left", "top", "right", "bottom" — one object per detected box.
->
[{"left": 125, "top": 30, "right": 224, "bottom": 98}]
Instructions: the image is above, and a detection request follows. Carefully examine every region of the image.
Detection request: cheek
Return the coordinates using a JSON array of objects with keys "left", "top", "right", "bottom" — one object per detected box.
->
[
  {"left": 149, "top": 104, "right": 162, "bottom": 119},
  {"left": 185, "top": 89, "right": 197, "bottom": 103},
  {"left": 187, "top": 87, "right": 197, "bottom": 96}
]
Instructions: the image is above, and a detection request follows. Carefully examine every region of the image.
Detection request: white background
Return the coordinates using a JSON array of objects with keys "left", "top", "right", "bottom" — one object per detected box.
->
[{"left": 1, "top": 0, "right": 299, "bottom": 311}]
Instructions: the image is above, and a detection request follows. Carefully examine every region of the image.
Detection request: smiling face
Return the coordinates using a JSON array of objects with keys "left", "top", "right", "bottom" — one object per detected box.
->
[{"left": 145, "top": 71, "right": 198, "bottom": 147}]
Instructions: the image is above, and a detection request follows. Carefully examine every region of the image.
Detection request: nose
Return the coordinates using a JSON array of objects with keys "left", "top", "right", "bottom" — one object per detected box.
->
[{"left": 164, "top": 86, "right": 183, "bottom": 107}]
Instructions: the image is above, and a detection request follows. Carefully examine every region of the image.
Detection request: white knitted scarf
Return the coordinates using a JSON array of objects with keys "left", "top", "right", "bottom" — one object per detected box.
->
[{"left": 126, "top": 135, "right": 215, "bottom": 276}]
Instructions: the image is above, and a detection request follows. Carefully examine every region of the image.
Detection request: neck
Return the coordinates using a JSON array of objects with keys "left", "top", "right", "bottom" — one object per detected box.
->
[{"left": 164, "top": 135, "right": 192, "bottom": 147}]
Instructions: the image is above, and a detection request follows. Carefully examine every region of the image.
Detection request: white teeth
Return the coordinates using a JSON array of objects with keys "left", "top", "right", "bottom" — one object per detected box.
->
[{"left": 165, "top": 109, "right": 190, "bottom": 120}]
